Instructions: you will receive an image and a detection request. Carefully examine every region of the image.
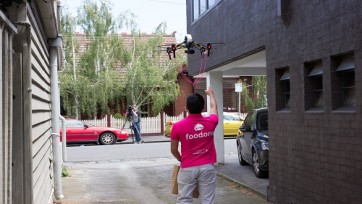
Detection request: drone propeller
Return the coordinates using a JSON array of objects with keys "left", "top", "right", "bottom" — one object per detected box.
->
[{"left": 158, "top": 34, "right": 225, "bottom": 59}]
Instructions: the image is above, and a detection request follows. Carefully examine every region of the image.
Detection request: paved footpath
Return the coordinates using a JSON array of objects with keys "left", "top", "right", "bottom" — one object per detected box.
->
[
  {"left": 58, "top": 159, "right": 270, "bottom": 204},
  {"left": 57, "top": 136, "right": 271, "bottom": 204}
]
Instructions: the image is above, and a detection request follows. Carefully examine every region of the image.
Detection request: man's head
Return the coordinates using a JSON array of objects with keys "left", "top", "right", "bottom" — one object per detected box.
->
[{"left": 186, "top": 92, "right": 205, "bottom": 114}]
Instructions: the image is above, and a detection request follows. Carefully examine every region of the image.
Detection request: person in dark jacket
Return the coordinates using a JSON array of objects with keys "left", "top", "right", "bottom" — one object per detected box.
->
[{"left": 131, "top": 105, "right": 143, "bottom": 144}]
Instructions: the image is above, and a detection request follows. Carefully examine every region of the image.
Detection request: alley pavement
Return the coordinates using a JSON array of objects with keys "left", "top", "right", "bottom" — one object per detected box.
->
[{"left": 58, "top": 136, "right": 270, "bottom": 204}]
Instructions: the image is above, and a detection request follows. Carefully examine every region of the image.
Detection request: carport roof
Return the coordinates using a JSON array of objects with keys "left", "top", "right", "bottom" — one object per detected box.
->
[{"left": 195, "top": 50, "right": 266, "bottom": 78}]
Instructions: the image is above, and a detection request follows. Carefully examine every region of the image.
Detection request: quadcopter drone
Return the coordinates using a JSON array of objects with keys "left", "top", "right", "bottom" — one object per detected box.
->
[{"left": 160, "top": 34, "right": 224, "bottom": 60}]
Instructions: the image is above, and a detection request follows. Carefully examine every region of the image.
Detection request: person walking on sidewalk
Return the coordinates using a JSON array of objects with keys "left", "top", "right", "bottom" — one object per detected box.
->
[
  {"left": 131, "top": 105, "right": 144, "bottom": 144},
  {"left": 170, "top": 87, "right": 219, "bottom": 204}
]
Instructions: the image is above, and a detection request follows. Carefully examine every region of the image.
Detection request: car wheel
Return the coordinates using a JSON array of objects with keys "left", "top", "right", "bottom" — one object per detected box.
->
[
  {"left": 252, "top": 149, "right": 267, "bottom": 178},
  {"left": 99, "top": 132, "right": 116, "bottom": 145},
  {"left": 237, "top": 141, "right": 248, "bottom": 166}
]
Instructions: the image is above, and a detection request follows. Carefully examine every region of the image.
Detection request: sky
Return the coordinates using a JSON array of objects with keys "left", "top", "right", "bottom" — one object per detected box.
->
[{"left": 61, "top": 0, "right": 187, "bottom": 42}]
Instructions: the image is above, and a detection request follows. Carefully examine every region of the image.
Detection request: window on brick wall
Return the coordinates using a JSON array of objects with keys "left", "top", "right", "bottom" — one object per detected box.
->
[
  {"left": 304, "top": 61, "right": 323, "bottom": 111},
  {"left": 276, "top": 67, "right": 290, "bottom": 111},
  {"left": 223, "top": 89, "right": 237, "bottom": 111},
  {"left": 331, "top": 53, "right": 355, "bottom": 111},
  {"left": 192, "top": 0, "right": 221, "bottom": 21}
]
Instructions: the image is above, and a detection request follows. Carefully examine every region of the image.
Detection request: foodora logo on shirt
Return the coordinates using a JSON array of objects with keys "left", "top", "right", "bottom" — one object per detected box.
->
[
  {"left": 185, "top": 123, "right": 213, "bottom": 140},
  {"left": 194, "top": 123, "right": 204, "bottom": 131}
]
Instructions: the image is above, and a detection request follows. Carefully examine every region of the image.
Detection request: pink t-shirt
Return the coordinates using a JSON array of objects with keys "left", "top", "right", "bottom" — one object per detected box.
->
[{"left": 170, "top": 113, "right": 219, "bottom": 168}]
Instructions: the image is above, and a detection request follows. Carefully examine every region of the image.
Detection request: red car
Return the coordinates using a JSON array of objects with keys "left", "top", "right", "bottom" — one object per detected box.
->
[{"left": 59, "top": 119, "right": 128, "bottom": 145}]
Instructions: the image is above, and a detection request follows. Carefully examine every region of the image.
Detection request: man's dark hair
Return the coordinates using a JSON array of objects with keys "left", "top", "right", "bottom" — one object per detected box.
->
[{"left": 186, "top": 92, "right": 205, "bottom": 114}]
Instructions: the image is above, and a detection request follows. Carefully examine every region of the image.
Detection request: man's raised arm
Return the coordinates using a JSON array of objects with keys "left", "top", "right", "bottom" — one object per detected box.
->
[{"left": 205, "top": 87, "right": 218, "bottom": 116}]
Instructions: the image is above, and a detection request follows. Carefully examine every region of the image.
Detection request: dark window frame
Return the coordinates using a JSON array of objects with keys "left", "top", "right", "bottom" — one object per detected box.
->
[
  {"left": 192, "top": 0, "right": 221, "bottom": 22},
  {"left": 304, "top": 60, "right": 324, "bottom": 111},
  {"left": 331, "top": 52, "right": 356, "bottom": 112},
  {"left": 276, "top": 67, "right": 291, "bottom": 111}
]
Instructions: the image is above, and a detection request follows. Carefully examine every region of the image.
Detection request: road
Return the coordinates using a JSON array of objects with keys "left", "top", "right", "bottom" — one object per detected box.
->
[
  {"left": 65, "top": 138, "right": 239, "bottom": 162},
  {"left": 60, "top": 139, "right": 270, "bottom": 204}
]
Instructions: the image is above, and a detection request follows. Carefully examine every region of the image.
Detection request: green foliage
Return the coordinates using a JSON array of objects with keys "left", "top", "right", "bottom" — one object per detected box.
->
[
  {"left": 113, "top": 113, "right": 123, "bottom": 119},
  {"left": 59, "top": 0, "right": 182, "bottom": 117},
  {"left": 62, "top": 166, "right": 70, "bottom": 177},
  {"left": 123, "top": 26, "right": 182, "bottom": 113},
  {"left": 241, "top": 76, "right": 267, "bottom": 112},
  {"left": 60, "top": 0, "right": 128, "bottom": 117}
]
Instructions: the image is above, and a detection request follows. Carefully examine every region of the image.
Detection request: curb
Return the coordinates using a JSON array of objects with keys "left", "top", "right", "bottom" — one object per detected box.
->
[
  {"left": 122, "top": 140, "right": 170, "bottom": 144},
  {"left": 216, "top": 171, "right": 267, "bottom": 200}
]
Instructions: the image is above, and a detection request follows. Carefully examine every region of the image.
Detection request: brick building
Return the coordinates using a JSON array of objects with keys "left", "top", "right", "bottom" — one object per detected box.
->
[
  {"left": 186, "top": 0, "right": 362, "bottom": 203},
  {"left": 73, "top": 33, "right": 246, "bottom": 117},
  {"left": 72, "top": 32, "right": 193, "bottom": 117}
]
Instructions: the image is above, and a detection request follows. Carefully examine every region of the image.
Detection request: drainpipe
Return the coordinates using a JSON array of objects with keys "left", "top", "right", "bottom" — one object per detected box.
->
[
  {"left": 49, "top": 35, "right": 64, "bottom": 200},
  {"left": 59, "top": 115, "right": 67, "bottom": 162}
]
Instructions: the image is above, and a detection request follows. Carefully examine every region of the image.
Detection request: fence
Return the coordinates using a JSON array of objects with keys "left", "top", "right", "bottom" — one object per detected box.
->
[
  {"left": 80, "top": 112, "right": 247, "bottom": 136},
  {"left": 81, "top": 112, "right": 186, "bottom": 136}
]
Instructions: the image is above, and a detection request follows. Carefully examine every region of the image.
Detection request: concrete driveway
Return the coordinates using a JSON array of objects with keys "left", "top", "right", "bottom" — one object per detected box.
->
[{"left": 57, "top": 137, "right": 270, "bottom": 203}]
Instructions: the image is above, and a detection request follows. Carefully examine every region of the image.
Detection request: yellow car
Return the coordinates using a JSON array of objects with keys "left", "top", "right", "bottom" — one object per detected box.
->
[
  {"left": 223, "top": 112, "right": 244, "bottom": 136},
  {"left": 164, "top": 121, "right": 175, "bottom": 138},
  {"left": 164, "top": 112, "right": 244, "bottom": 137}
]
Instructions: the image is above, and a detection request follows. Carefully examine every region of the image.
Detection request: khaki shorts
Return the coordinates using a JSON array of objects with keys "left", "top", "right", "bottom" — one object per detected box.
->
[{"left": 177, "top": 164, "right": 216, "bottom": 204}]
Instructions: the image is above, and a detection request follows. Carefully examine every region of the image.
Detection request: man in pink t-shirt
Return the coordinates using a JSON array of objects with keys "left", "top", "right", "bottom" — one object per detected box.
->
[{"left": 171, "top": 87, "right": 218, "bottom": 204}]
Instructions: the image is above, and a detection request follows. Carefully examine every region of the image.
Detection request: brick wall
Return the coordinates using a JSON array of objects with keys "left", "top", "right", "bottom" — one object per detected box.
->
[
  {"left": 187, "top": 0, "right": 362, "bottom": 203},
  {"left": 175, "top": 73, "right": 193, "bottom": 115}
]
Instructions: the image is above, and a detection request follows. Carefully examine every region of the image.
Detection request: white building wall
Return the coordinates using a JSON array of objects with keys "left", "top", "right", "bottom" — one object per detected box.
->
[{"left": 206, "top": 71, "right": 224, "bottom": 164}]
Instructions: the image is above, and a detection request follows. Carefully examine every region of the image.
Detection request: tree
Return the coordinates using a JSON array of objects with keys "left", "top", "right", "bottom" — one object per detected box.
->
[
  {"left": 123, "top": 24, "right": 184, "bottom": 114},
  {"left": 60, "top": 0, "right": 131, "bottom": 118},
  {"left": 59, "top": 0, "right": 183, "bottom": 118},
  {"left": 59, "top": 8, "right": 81, "bottom": 117},
  {"left": 240, "top": 76, "right": 267, "bottom": 112}
]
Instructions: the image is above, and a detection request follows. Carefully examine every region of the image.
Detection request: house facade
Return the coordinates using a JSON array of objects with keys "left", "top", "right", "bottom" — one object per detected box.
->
[
  {"left": 73, "top": 32, "right": 247, "bottom": 118},
  {"left": 1, "top": 0, "right": 62, "bottom": 204},
  {"left": 71, "top": 32, "right": 191, "bottom": 118},
  {"left": 186, "top": 0, "right": 362, "bottom": 203}
]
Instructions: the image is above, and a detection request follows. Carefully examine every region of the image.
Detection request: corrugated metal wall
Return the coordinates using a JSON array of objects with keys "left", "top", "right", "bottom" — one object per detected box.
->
[
  {"left": 0, "top": 11, "right": 16, "bottom": 204},
  {"left": 27, "top": 6, "right": 54, "bottom": 204}
]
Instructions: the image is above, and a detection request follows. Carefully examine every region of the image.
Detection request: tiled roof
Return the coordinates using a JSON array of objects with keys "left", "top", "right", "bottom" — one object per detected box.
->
[{"left": 72, "top": 32, "right": 179, "bottom": 79}]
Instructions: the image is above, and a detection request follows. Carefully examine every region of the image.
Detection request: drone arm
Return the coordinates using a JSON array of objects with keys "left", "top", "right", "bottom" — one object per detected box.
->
[
  {"left": 176, "top": 42, "right": 185, "bottom": 50},
  {"left": 191, "top": 41, "right": 203, "bottom": 49}
]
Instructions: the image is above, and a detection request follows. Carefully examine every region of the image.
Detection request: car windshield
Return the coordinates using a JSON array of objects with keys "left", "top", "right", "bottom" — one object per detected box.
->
[
  {"left": 202, "top": 112, "right": 242, "bottom": 121},
  {"left": 224, "top": 114, "right": 242, "bottom": 121},
  {"left": 65, "top": 120, "right": 93, "bottom": 128},
  {"left": 257, "top": 112, "right": 268, "bottom": 131}
]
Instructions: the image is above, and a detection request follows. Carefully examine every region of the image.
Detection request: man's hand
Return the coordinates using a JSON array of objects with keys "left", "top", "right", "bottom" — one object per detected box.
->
[{"left": 205, "top": 87, "right": 214, "bottom": 96}]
